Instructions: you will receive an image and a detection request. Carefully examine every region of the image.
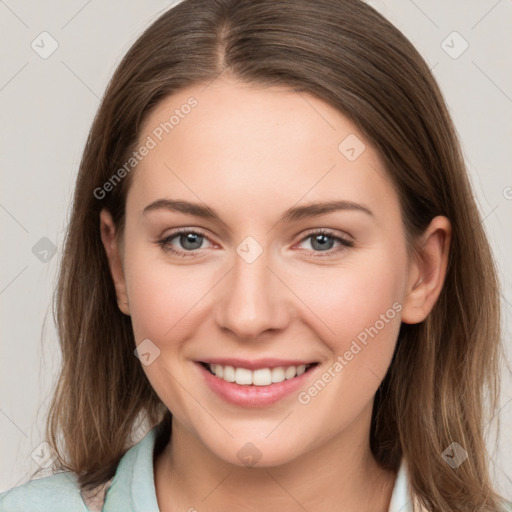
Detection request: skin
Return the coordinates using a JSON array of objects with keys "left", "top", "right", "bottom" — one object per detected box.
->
[{"left": 100, "top": 75, "right": 451, "bottom": 511}]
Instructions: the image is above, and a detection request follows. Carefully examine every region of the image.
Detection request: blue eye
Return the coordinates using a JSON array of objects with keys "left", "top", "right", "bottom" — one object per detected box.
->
[
  {"left": 297, "top": 230, "right": 353, "bottom": 255},
  {"left": 156, "top": 228, "right": 353, "bottom": 258},
  {"left": 306, "top": 233, "right": 337, "bottom": 251},
  {"left": 173, "top": 232, "right": 204, "bottom": 251},
  {"left": 157, "top": 229, "right": 211, "bottom": 257}
]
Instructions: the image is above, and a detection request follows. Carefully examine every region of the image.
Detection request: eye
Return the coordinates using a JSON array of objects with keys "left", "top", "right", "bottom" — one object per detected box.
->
[
  {"left": 157, "top": 229, "right": 213, "bottom": 257},
  {"left": 156, "top": 228, "right": 353, "bottom": 258},
  {"left": 296, "top": 229, "right": 353, "bottom": 256}
]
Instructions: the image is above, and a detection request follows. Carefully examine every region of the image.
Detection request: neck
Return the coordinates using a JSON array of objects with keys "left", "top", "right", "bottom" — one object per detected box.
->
[{"left": 154, "top": 403, "right": 397, "bottom": 512}]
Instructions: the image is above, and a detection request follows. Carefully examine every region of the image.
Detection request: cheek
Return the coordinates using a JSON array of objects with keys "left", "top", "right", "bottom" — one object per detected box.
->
[
  {"left": 293, "top": 259, "right": 404, "bottom": 425},
  {"left": 123, "top": 243, "right": 216, "bottom": 344},
  {"left": 122, "top": 247, "right": 219, "bottom": 418},
  {"left": 292, "top": 253, "right": 406, "bottom": 348},
  {"left": 289, "top": 245, "right": 407, "bottom": 410}
]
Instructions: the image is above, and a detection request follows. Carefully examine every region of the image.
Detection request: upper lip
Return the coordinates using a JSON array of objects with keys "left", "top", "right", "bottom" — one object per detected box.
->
[{"left": 197, "top": 358, "right": 317, "bottom": 371}]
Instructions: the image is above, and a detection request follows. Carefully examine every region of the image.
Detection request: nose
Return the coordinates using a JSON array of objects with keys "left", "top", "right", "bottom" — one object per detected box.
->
[{"left": 213, "top": 246, "right": 292, "bottom": 341}]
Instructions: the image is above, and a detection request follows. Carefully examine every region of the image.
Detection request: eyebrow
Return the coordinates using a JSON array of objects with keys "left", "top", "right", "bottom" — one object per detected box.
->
[{"left": 141, "top": 198, "right": 374, "bottom": 223}]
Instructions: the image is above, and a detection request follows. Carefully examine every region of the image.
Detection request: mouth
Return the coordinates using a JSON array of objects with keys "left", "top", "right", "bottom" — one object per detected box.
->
[
  {"left": 199, "top": 361, "right": 318, "bottom": 386},
  {"left": 196, "top": 359, "right": 321, "bottom": 408},
  {"left": 195, "top": 358, "right": 320, "bottom": 407}
]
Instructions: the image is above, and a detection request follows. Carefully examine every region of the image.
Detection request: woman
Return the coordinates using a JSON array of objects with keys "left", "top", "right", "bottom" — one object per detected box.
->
[{"left": 1, "top": 0, "right": 510, "bottom": 510}]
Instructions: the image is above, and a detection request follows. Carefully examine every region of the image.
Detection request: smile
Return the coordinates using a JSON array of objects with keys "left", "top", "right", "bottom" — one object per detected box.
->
[
  {"left": 201, "top": 362, "right": 316, "bottom": 386},
  {"left": 196, "top": 359, "right": 319, "bottom": 407}
]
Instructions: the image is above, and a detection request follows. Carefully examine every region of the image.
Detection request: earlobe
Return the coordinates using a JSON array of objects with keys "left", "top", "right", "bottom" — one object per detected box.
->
[
  {"left": 401, "top": 216, "right": 451, "bottom": 324},
  {"left": 99, "top": 209, "right": 130, "bottom": 316}
]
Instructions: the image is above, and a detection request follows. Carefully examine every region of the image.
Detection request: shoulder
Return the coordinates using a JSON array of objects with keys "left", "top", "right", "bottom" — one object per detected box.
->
[
  {"left": 0, "top": 425, "right": 165, "bottom": 512},
  {"left": 0, "top": 471, "right": 89, "bottom": 512}
]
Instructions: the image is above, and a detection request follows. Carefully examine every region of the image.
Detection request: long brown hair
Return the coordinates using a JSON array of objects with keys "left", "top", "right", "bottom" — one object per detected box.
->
[{"left": 46, "top": 0, "right": 507, "bottom": 509}]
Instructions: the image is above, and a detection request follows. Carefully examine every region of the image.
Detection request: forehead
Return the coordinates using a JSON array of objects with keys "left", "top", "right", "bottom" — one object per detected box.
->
[{"left": 127, "top": 77, "right": 399, "bottom": 223}]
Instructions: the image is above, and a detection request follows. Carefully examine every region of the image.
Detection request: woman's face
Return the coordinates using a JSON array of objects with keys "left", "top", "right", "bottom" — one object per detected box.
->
[{"left": 103, "top": 77, "right": 422, "bottom": 467}]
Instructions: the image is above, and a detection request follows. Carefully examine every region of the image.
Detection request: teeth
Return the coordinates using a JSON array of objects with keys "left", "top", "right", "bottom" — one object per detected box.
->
[
  {"left": 223, "top": 365, "right": 235, "bottom": 382},
  {"left": 271, "top": 367, "right": 285, "bottom": 383},
  {"left": 208, "top": 363, "right": 310, "bottom": 386},
  {"left": 284, "top": 366, "right": 296, "bottom": 380},
  {"left": 235, "top": 368, "right": 252, "bottom": 385},
  {"left": 253, "top": 368, "right": 272, "bottom": 386}
]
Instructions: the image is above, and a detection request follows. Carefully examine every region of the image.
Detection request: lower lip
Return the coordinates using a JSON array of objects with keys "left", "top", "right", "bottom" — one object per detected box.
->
[{"left": 196, "top": 363, "right": 317, "bottom": 407}]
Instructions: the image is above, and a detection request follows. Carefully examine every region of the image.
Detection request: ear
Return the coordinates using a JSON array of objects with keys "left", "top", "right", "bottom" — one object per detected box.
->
[
  {"left": 99, "top": 209, "right": 130, "bottom": 316},
  {"left": 401, "top": 216, "right": 451, "bottom": 324}
]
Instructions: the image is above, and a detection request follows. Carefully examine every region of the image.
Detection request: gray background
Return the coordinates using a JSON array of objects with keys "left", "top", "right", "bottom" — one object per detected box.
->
[{"left": 1, "top": 0, "right": 511, "bottom": 499}]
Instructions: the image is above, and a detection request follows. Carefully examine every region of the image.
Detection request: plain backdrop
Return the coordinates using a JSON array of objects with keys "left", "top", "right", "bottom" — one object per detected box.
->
[{"left": 1, "top": 0, "right": 511, "bottom": 499}]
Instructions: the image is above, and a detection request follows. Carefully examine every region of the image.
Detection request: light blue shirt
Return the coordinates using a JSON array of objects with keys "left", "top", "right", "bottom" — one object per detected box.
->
[{"left": 0, "top": 426, "right": 479, "bottom": 511}]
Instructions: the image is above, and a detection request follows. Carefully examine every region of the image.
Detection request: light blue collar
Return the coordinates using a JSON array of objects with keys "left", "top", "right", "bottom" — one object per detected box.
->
[{"left": 102, "top": 427, "right": 160, "bottom": 512}]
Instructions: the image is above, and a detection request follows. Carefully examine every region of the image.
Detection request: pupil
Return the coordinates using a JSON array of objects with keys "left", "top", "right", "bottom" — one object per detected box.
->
[{"left": 312, "top": 234, "right": 333, "bottom": 251}]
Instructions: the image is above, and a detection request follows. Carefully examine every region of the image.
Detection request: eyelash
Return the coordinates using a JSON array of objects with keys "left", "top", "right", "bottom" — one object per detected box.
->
[{"left": 156, "top": 228, "right": 354, "bottom": 258}]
